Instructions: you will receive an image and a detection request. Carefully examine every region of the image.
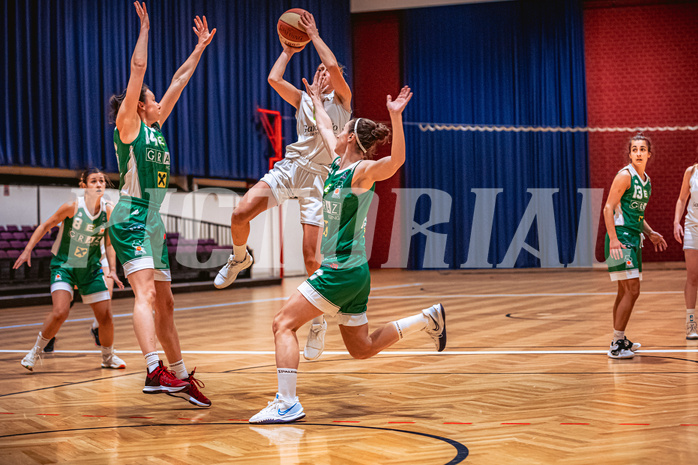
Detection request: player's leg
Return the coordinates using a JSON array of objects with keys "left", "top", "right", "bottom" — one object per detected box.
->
[
  {"left": 249, "top": 291, "right": 322, "bottom": 424},
  {"left": 89, "top": 299, "right": 126, "bottom": 369},
  {"left": 21, "top": 285, "right": 72, "bottom": 371},
  {"left": 683, "top": 243, "right": 698, "bottom": 339},
  {"left": 215, "top": 180, "right": 277, "bottom": 288}
]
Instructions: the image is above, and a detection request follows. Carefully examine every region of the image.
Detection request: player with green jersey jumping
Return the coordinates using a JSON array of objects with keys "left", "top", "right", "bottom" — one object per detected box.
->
[
  {"left": 15, "top": 169, "right": 126, "bottom": 371},
  {"left": 107, "top": 2, "right": 215, "bottom": 407},
  {"left": 603, "top": 133, "right": 667, "bottom": 359},
  {"left": 250, "top": 75, "right": 446, "bottom": 424}
]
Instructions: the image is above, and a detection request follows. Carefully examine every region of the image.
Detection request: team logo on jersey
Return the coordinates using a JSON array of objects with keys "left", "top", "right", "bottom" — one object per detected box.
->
[
  {"left": 74, "top": 247, "right": 87, "bottom": 258},
  {"left": 329, "top": 262, "right": 338, "bottom": 270},
  {"left": 99, "top": 227, "right": 105, "bottom": 234},
  {"left": 55, "top": 273, "right": 62, "bottom": 281},
  {"left": 332, "top": 187, "right": 341, "bottom": 198},
  {"left": 157, "top": 171, "right": 167, "bottom": 188},
  {"left": 626, "top": 257, "right": 633, "bottom": 267},
  {"left": 134, "top": 245, "right": 144, "bottom": 255}
]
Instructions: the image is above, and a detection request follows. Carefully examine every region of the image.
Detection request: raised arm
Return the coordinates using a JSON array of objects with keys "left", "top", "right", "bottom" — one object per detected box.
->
[
  {"left": 674, "top": 166, "right": 694, "bottom": 243},
  {"left": 159, "top": 15, "right": 216, "bottom": 126},
  {"left": 299, "top": 12, "right": 351, "bottom": 111},
  {"left": 116, "top": 1, "right": 150, "bottom": 144},
  {"left": 602, "top": 171, "right": 631, "bottom": 261},
  {"left": 268, "top": 41, "right": 305, "bottom": 109},
  {"left": 302, "top": 72, "right": 337, "bottom": 158},
  {"left": 13, "top": 201, "right": 76, "bottom": 269},
  {"left": 353, "top": 86, "right": 413, "bottom": 189}
]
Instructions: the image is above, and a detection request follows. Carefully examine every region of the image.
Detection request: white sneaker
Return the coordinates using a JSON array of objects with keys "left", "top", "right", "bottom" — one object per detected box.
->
[
  {"left": 422, "top": 303, "right": 447, "bottom": 352},
  {"left": 21, "top": 346, "right": 42, "bottom": 371},
  {"left": 303, "top": 319, "right": 327, "bottom": 361},
  {"left": 101, "top": 350, "right": 127, "bottom": 369},
  {"left": 214, "top": 252, "right": 253, "bottom": 289},
  {"left": 249, "top": 393, "right": 306, "bottom": 424},
  {"left": 608, "top": 339, "right": 634, "bottom": 359},
  {"left": 687, "top": 321, "right": 698, "bottom": 340}
]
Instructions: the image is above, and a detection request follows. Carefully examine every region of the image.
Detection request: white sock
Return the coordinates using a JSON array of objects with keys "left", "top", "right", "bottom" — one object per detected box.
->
[
  {"left": 277, "top": 368, "right": 297, "bottom": 401},
  {"left": 101, "top": 346, "right": 113, "bottom": 356},
  {"left": 145, "top": 352, "right": 160, "bottom": 373},
  {"left": 170, "top": 359, "right": 188, "bottom": 380},
  {"left": 35, "top": 332, "right": 51, "bottom": 349},
  {"left": 613, "top": 330, "right": 625, "bottom": 342},
  {"left": 233, "top": 243, "right": 247, "bottom": 260},
  {"left": 687, "top": 309, "right": 695, "bottom": 323},
  {"left": 91, "top": 319, "right": 99, "bottom": 330},
  {"left": 393, "top": 313, "right": 429, "bottom": 340},
  {"left": 310, "top": 316, "right": 324, "bottom": 326}
]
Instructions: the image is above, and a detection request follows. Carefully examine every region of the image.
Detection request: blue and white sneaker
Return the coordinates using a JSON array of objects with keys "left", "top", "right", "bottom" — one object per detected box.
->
[
  {"left": 249, "top": 393, "right": 306, "bottom": 424},
  {"left": 423, "top": 303, "right": 447, "bottom": 352}
]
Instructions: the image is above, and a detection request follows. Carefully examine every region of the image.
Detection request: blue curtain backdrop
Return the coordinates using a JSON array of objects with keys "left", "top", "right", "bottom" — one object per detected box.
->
[
  {"left": 402, "top": 0, "right": 588, "bottom": 269},
  {"left": 0, "top": 0, "right": 351, "bottom": 180}
]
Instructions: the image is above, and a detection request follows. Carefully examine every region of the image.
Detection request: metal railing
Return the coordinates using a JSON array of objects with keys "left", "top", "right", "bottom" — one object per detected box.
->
[{"left": 161, "top": 213, "right": 232, "bottom": 246}]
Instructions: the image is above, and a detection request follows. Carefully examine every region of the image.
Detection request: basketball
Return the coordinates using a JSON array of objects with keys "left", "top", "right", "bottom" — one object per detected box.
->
[{"left": 277, "top": 8, "right": 310, "bottom": 48}]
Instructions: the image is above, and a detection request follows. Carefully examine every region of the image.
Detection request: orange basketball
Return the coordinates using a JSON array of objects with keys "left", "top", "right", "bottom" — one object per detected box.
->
[{"left": 277, "top": 8, "right": 311, "bottom": 48}]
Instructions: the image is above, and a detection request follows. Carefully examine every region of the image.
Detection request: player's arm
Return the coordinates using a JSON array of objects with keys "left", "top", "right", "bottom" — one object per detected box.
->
[
  {"left": 159, "top": 15, "right": 216, "bottom": 126},
  {"left": 643, "top": 219, "right": 667, "bottom": 252},
  {"left": 268, "top": 41, "right": 305, "bottom": 109},
  {"left": 13, "top": 201, "right": 77, "bottom": 269},
  {"left": 117, "top": 2, "right": 150, "bottom": 145},
  {"left": 302, "top": 73, "right": 337, "bottom": 159},
  {"left": 104, "top": 204, "right": 125, "bottom": 290},
  {"left": 674, "top": 166, "right": 693, "bottom": 243},
  {"left": 353, "top": 87, "right": 413, "bottom": 189},
  {"left": 602, "top": 171, "right": 631, "bottom": 260},
  {"left": 299, "top": 12, "right": 351, "bottom": 111}
]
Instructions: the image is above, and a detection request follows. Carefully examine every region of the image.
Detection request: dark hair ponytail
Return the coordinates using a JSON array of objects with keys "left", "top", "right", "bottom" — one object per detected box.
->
[
  {"left": 627, "top": 131, "right": 653, "bottom": 154},
  {"left": 351, "top": 118, "right": 391, "bottom": 160},
  {"left": 108, "top": 83, "right": 150, "bottom": 124}
]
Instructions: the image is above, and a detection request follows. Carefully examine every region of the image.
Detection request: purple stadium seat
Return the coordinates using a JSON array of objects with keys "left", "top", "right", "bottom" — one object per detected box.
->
[
  {"left": 12, "top": 232, "right": 27, "bottom": 241},
  {"left": 0, "top": 232, "right": 13, "bottom": 241},
  {"left": 168, "top": 232, "right": 180, "bottom": 239},
  {"left": 10, "top": 241, "right": 25, "bottom": 250},
  {"left": 167, "top": 237, "right": 178, "bottom": 247},
  {"left": 21, "top": 225, "right": 34, "bottom": 232},
  {"left": 0, "top": 241, "right": 10, "bottom": 250},
  {"left": 36, "top": 240, "right": 53, "bottom": 249},
  {"left": 35, "top": 249, "right": 53, "bottom": 258},
  {"left": 203, "top": 245, "right": 215, "bottom": 253},
  {"left": 6, "top": 250, "right": 20, "bottom": 259},
  {"left": 0, "top": 250, "right": 7, "bottom": 258},
  {"left": 0, "top": 226, "right": 5, "bottom": 232},
  {"left": 6, "top": 225, "right": 19, "bottom": 232}
]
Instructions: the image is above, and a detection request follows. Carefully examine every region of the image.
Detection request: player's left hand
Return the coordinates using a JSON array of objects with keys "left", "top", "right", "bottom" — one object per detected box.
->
[
  {"left": 649, "top": 231, "right": 667, "bottom": 252},
  {"left": 193, "top": 15, "right": 216, "bottom": 47}
]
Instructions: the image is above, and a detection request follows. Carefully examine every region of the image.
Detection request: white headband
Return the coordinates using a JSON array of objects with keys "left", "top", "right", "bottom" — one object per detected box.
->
[{"left": 354, "top": 118, "right": 367, "bottom": 153}]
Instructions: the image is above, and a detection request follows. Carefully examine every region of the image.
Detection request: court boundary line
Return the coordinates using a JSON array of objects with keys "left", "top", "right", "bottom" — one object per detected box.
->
[{"left": 2, "top": 349, "right": 697, "bottom": 355}]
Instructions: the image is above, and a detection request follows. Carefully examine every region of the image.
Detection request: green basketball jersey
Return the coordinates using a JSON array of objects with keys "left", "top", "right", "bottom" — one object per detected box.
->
[
  {"left": 321, "top": 159, "right": 375, "bottom": 268},
  {"left": 114, "top": 121, "right": 171, "bottom": 209},
  {"left": 51, "top": 197, "right": 108, "bottom": 270},
  {"left": 614, "top": 164, "right": 651, "bottom": 235}
]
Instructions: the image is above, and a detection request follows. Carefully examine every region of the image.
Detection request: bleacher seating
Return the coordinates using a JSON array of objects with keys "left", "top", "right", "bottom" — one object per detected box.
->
[{"left": 0, "top": 223, "right": 245, "bottom": 289}]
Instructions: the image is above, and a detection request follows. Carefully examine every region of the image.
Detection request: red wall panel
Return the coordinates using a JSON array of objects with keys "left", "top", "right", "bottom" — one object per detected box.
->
[{"left": 585, "top": 2, "right": 698, "bottom": 262}]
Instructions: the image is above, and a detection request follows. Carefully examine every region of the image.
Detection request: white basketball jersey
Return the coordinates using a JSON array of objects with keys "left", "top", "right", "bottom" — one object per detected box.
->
[
  {"left": 284, "top": 90, "right": 351, "bottom": 174},
  {"left": 685, "top": 167, "right": 698, "bottom": 227}
]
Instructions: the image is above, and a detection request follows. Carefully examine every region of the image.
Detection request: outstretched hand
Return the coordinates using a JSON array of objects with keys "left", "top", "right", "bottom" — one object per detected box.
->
[
  {"left": 649, "top": 231, "right": 667, "bottom": 252},
  {"left": 134, "top": 1, "right": 149, "bottom": 30},
  {"left": 386, "top": 86, "right": 413, "bottom": 115},
  {"left": 302, "top": 69, "right": 328, "bottom": 103},
  {"left": 280, "top": 37, "right": 306, "bottom": 54},
  {"left": 299, "top": 11, "right": 319, "bottom": 39},
  {"left": 193, "top": 15, "right": 216, "bottom": 47}
]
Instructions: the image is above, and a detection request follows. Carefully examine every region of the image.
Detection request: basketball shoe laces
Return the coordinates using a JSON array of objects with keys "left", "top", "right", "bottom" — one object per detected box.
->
[{"left": 155, "top": 364, "right": 182, "bottom": 386}]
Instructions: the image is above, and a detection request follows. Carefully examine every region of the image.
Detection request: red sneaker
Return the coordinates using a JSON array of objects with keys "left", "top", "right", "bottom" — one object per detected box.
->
[
  {"left": 167, "top": 368, "right": 211, "bottom": 407},
  {"left": 143, "top": 361, "right": 189, "bottom": 394}
]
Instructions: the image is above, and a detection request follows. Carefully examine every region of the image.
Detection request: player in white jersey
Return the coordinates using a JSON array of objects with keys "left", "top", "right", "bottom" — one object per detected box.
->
[
  {"left": 673, "top": 159, "right": 698, "bottom": 340},
  {"left": 215, "top": 12, "right": 351, "bottom": 361}
]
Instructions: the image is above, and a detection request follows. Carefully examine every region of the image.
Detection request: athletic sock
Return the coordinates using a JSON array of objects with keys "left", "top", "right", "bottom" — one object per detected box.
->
[
  {"left": 233, "top": 243, "right": 247, "bottom": 261},
  {"left": 687, "top": 308, "right": 695, "bottom": 324},
  {"left": 101, "top": 346, "right": 113, "bottom": 356},
  {"left": 310, "top": 316, "right": 324, "bottom": 326},
  {"left": 170, "top": 359, "right": 188, "bottom": 380},
  {"left": 393, "top": 313, "right": 429, "bottom": 340},
  {"left": 277, "top": 368, "right": 298, "bottom": 401},
  {"left": 145, "top": 352, "right": 160, "bottom": 373},
  {"left": 35, "top": 332, "right": 51, "bottom": 349},
  {"left": 613, "top": 330, "right": 625, "bottom": 342},
  {"left": 91, "top": 319, "right": 99, "bottom": 330}
]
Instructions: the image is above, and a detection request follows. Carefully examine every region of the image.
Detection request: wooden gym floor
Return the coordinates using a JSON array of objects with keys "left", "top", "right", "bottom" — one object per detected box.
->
[{"left": 0, "top": 267, "right": 696, "bottom": 464}]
